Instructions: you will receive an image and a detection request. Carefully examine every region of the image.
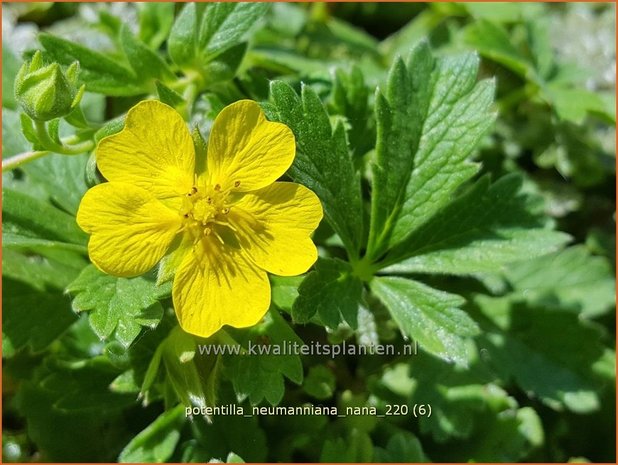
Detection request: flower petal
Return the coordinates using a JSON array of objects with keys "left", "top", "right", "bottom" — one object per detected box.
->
[
  {"left": 97, "top": 100, "right": 195, "bottom": 207},
  {"left": 207, "top": 100, "right": 295, "bottom": 192},
  {"left": 173, "top": 237, "right": 270, "bottom": 337},
  {"left": 230, "top": 182, "right": 323, "bottom": 276},
  {"left": 77, "top": 182, "right": 182, "bottom": 277}
]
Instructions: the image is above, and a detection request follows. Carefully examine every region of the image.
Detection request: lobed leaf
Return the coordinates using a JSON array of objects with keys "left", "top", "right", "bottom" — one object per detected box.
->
[
  {"left": 503, "top": 245, "right": 616, "bottom": 318},
  {"left": 226, "top": 310, "right": 303, "bottom": 405},
  {"left": 476, "top": 296, "right": 607, "bottom": 413},
  {"left": 292, "top": 258, "right": 362, "bottom": 329},
  {"left": 381, "top": 174, "right": 571, "bottom": 274},
  {"left": 370, "top": 277, "right": 478, "bottom": 365},
  {"left": 67, "top": 265, "right": 169, "bottom": 348},
  {"left": 267, "top": 81, "right": 364, "bottom": 259},
  {"left": 367, "top": 43, "right": 496, "bottom": 260},
  {"left": 168, "top": 3, "right": 268, "bottom": 71}
]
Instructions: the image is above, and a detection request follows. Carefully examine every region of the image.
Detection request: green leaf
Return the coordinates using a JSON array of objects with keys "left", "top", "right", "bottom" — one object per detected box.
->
[
  {"left": 381, "top": 174, "right": 571, "bottom": 274},
  {"left": 118, "top": 405, "right": 185, "bottom": 463},
  {"left": 94, "top": 115, "right": 126, "bottom": 144},
  {"left": 67, "top": 265, "right": 169, "bottom": 347},
  {"left": 366, "top": 42, "right": 434, "bottom": 259},
  {"left": 20, "top": 152, "right": 90, "bottom": 215},
  {"left": 269, "top": 275, "right": 303, "bottom": 312},
  {"left": 320, "top": 429, "right": 373, "bottom": 462},
  {"left": 461, "top": 20, "right": 536, "bottom": 80},
  {"left": 39, "top": 33, "right": 145, "bottom": 96},
  {"left": 202, "top": 42, "right": 248, "bottom": 84},
  {"left": 463, "top": 2, "right": 528, "bottom": 22},
  {"left": 380, "top": 358, "right": 512, "bottom": 444},
  {"left": 185, "top": 411, "right": 267, "bottom": 463},
  {"left": 379, "top": 9, "right": 444, "bottom": 60},
  {"left": 292, "top": 258, "right": 362, "bottom": 329},
  {"left": 268, "top": 81, "right": 364, "bottom": 258},
  {"left": 2, "top": 278, "right": 77, "bottom": 353},
  {"left": 3, "top": 188, "right": 87, "bottom": 251},
  {"left": 169, "top": 3, "right": 268, "bottom": 71},
  {"left": 2, "top": 109, "right": 31, "bottom": 157},
  {"left": 16, "top": 362, "right": 134, "bottom": 461},
  {"left": 3, "top": 248, "right": 85, "bottom": 292},
  {"left": 526, "top": 15, "right": 554, "bottom": 80},
  {"left": 197, "top": 3, "right": 269, "bottom": 61},
  {"left": 329, "top": 66, "right": 374, "bottom": 158},
  {"left": 138, "top": 2, "right": 175, "bottom": 50},
  {"left": 370, "top": 277, "right": 478, "bottom": 365},
  {"left": 155, "top": 81, "right": 185, "bottom": 108},
  {"left": 167, "top": 3, "right": 205, "bottom": 69},
  {"left": 367, "top": 44, "right": 496, "bottom": 259},
  {"left": 3, "top": 46, "right": 22, "bottom": 110},
  {"left": 476, "top": 296, "right": 606, "bottom": 413},
  {"left": 120, "top": 25, "right": 175, "bottom": 83},
  {"left": 303, "top": 365, "right": 336, "bottom": 400},
  {"left": 545, "top": 84, "right": 610, "bottom": 125},
  {"left": 149, "top": 326, "right": 221, "bottom": 409},
  {"left": 503, "top": 246, "right": 616, "bottom": 318},
  {"left": 226, "top": 310, "right": 303, "bottom": 405},
  {"left": 373, "top": 432, "right": 428, "bottom": 462},
  {"left": 460, "top": 406, "right": 544, "bottom": 462}
]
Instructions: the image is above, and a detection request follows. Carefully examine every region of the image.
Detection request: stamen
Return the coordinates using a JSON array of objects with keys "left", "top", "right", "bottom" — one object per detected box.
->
[
  {"left": 234, "top": 180, "right": 241, "bottom": 188},
  {"left": 203, "top": 227, "right": 211, "bottom": 236},
  {"left": 206, "top": 196, "right": 212, "bottom": 204},
  {"left": 214, "top": 184, "right": 221, "bottom": 192},
  {"left": 218, "top": 220, "right": 238, "bottom": 232},
  {"left": 212, "top": 230, "right": 225, "bottom": 245},
  {"left": 221, "top": 207, "right": 230, "bottom": 214}
]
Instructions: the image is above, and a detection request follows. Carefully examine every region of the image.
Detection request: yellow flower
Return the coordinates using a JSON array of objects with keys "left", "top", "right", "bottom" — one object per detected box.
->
[{"left": 77, "top": 100, "right": 323, "bottom": 337}]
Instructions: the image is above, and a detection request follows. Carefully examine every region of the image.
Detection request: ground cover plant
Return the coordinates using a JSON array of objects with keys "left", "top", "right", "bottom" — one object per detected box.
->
[{"left": 2, "top": 2, "right": 616, "bottom": 463}]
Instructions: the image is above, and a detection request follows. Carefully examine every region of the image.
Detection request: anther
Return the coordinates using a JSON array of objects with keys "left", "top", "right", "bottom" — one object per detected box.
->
[
  {"left": 234, "top": 180, "right": 241, "bottom": 188},
  {"left": 214, "top": 184, "right": 221, "bottom": 192},
  {"left": 206, "top": 196, "right": 212, "bottom": 204},
  {"left": 183, "top": 213, "right": 189, "bottom": 218},
  {"left": 191, "top": 187, "right": 198, "bottom": 194},
  {"left": 204, "top": 227, "right": 211, "bottom": 236},
  {"left": 221, "top": 207, "right": 230, "bottom": 214}
]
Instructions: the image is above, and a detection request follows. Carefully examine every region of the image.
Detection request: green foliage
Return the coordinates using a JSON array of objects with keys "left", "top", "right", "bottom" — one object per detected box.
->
[
  {"left": 119, "top": 405, "right": 185, "bottom": 463},
  {"left": 382, "top": 174, "right": 571, "bottom": 274},
  {"left": 3, "top": 278, "right": 77, "bottom": 354},
  {"left": 292, "top": 258, "right": 363, "bottom": 329},
  {"left": 3, "top": 187, "right": 87, "bottom": 251},
  {"left": 371, "top": 277, "right": 478, "bottom": 365},
  {"left": 39, "top": 33, "right": 145, "bottom": 96},
  {"left": 2, "top": 3, "right": 615, "bottom": 463},
  {"left": 368, "top": 43, "right": 496, "bottom": 260},
  {"left": 476, "top": 296, "right": 608, "bottom": 413},
  {"left": 225, "top": 311, "right": 303, "bottom": 405},
  {"left": 168, "top": 3, "right": 268, "bottom": 78},
  {"left": 503, "top": 245, "right": 616, "bottom": 318},
  {"left": 67, "top": 266, "right": 168, "bottom": 347},
  {"left": 267, "top": 81, "right": 364, "bottom": 259}
]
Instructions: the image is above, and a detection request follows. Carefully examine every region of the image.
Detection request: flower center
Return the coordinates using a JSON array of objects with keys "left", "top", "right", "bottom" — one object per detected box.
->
[{"left": 180, "top": 183, "right": 236, "bottom": 243}]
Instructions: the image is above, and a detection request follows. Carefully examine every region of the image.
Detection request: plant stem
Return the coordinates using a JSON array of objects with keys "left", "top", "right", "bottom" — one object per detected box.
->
[
  {"left": 3, "top": 133, "right": 95, "bottom": 172},
  {"left": 34, "top": 120, "right": 95, "bottom": 155},
  {"left": 2, "top": 150, "right": 50, "bottom": 171}
]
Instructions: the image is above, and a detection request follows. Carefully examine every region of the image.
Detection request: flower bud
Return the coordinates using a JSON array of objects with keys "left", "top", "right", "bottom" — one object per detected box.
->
[{"left": 14, "top": 51, "right": 81, "bottom": 121}]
